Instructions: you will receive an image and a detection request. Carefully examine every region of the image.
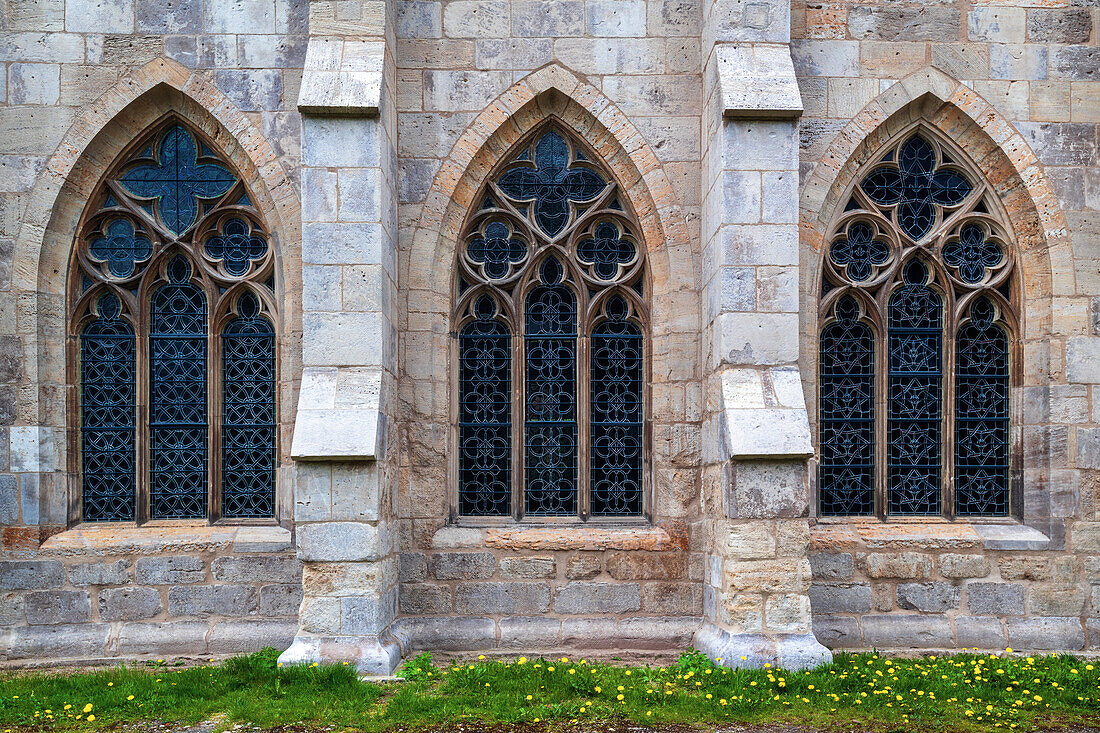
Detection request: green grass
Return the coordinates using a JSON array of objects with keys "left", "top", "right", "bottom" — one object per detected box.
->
[{"left": 0, "top": 648, "right": 1098, "bottom": 731}]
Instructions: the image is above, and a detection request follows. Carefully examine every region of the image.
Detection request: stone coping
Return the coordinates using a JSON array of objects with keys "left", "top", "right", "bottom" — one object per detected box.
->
[
  {"left": 39, "top": 525, "right": 293, "bottom": 557},
  {"left": 810, "top": 521, "right": 1050, "bottom": 552},
  {"left": 431, "top": 525, "right": 686, "bottom": 551}
]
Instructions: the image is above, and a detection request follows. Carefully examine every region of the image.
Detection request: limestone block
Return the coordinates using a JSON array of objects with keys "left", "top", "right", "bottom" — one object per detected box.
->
[
  {"left": 967, "top": 583, "right": 1026, "bottom": 616},
  {"left": 619, "top": 617, "right": 698, "bottom": 649},
  {"left": 729, "top": 460, "right": 809, "bottom": 516},
  {"left": 399, "top": 553, "right": 427, "bottom": 582},
  {"left": 499, "top": 616, "right": 561, "bottom": 647},
  {"left": 8, "top": 63, "right": 59, "bottom": 105},
  {"left": 861, "top": 614, "right": 952, "bottom": 648},
  {"left": 955, "top": 616, "right": 1007, "bottom": 650},
  {"left": 302, "top": 117, "right": 380, "bottom": 168},
  {"left": 715, "top": 313, "right": 801, "bottom": 366},
  {"left": 863, "top": 553, "right": 933, "bottom": 580},
  {"left": 809, "top": 553, "right": 853, "bottom": 580},
  {"left": 340, "top": 590, "right": 396, "bottom": 634},
  {"left": 1028, "top": 8, "right": 1092, "bottom": 44},
  {"left": 553, "top": 581, "right": 641, "bottom": 614},
  {"left": 8, "top": 624, "right": 111, "bottom": 660},
  {"left": 990, "top": 45, "right": 1048, "bottom": 82},
  {"left": 209, "top": 620, "right": 296, "bottom": 653},
  {"left": 848, "top": 6, "right": 958, "bottom": 41},
  {"left": 65, "top": 0, "right": 134, "bottom": 33},
  {"left": 976, "top": 524, "right": 1050, "bottom": 551},
  {"left": 642, "top": 582, "right": 703, "bottom": 614},
  {"left": 1015, "top": 124, "right": 1096, "bottom": 168},
  {"left": 896, "top": 582, "right": 960, "bottom": 612},
  {"left": 454, "top": 581, "right": 551, "bottom": 614},
  {"left": 443, "top": 1, "right": 510, "bottom": 37},
  {"left": 808, "top": 582, "right": 871, "bottom": 613},
  {"left": 1050, "top": 46, "right": 1100, "bottom": 81},
  {"left": 168, "top": 585, "right": 257, "bottom": 617},
  {"left": 396, "top": 1, "right": 442, "bottom": 38},
  {"left": 297, "top": 522, "right": 392, "bottom": 562},
  {"left": 299, "top": 596, "right": 341, "bottom": 634},
  {"left": 136, "top": 556, "right": 206, "bottom": 585},
  {"left": 511, "top": 0, "right": 584, "bottom": 36},
  {"left": 0, "top": 560, "right": 63, "bottom": 590},
  {"left": 119, "top": 621, "right": 209, "bottom": 655},
  {"left": 765, "top": 593, "right": 810, "bottom": 633},
  {"left": 1007, "top": 617, "right": 1085, "bottom": 651},
  {"left": 709, "top": 0, "right": 790, "bottom": 44},
  {"left": 68, "top": 559, "right": 132, "bottom": 586},
  {"left": 98, "top": 587, "right": 162, "bottom": 621},
  {"left": 498, "top": 556, "right": 555, "bottom": 579},
  {"left": 968, "top": 7, "right": 1025, "bottom": 43},
  {"left": 214, "top": 70, "right": 283, "bottom": 112},
  {"left": 260, "top": 584, "right": 304, "bottom": 616},
  {"left": 204, "top": 0, "right": 276, "bottom": 34},
  {"left": 601, "top": 74, "right": 701, "bottom": 117},
  {"left": 586, "top": 0, "right": 645, "bottom": 37},
  {"left": 395, "top": 615, "right": 495, "bottom": 651},
  {"left": 25, "top": 590, "right": 91, "bottom": 625},
  {"left": 716, "top": 45, "right": 802, "bottom": 119},
  {"left": 212, "top": 555, "right": 302, "bottom": 584},
  {"left": 422, "top": 70, "right": 512, "bottom": 112},
  {"left": 234, "top": 527, "right": 293, "bottom": 553},
  {"left": 789, "top": 40, "right": 859, "bottom": 77},
  {"left": 939, "top": 554, "right": 990, "bottom": 580},
  {"left": 0, "top": 476, "right": 18, "bottom": 525},
  {"left": 430, "top": 552, "right": 496, "bottom": 579},
  {"left": 812, "top": 615, "right": 859, "bottom": 647},
  {"left": 724, "top": 522, "right": 775, "bottom": 560},
  {"left": 399, "top": 583, "right": 452, "bottom": 614},
  {"left": 1028, "top": 586, "right": 1087, "bottom": 616},
  {"left": 137, "top": 0, "right": 201, "bottom": 32},
  {"left": 560, "top": 617, "right": 618, "bottom": 647},
  {"left": 1078, "top": 428, "right": 1100, "bottom": 469}
]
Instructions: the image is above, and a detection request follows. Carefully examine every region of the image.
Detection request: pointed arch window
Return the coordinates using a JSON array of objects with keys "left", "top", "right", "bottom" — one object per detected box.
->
[
  {"left": 455, "top": 127, "right": 648, "bottom": 520},
  {"left": 71, "top": 119, "right": 278, "bottom": 523},
  {"left": 818, "top": 130, "right": 1016, "bottom": 519}
]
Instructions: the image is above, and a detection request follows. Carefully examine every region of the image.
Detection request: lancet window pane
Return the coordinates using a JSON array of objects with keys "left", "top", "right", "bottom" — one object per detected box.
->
[
  {"left": 524, "top": 260, "right": 578, "bottom": 516},
  {"left": 590, "top": 297, "right": 643, "bottom": 515},
  {"left": 818, "top": 296, "right": 875, "bottom": 516},
  {"left": 887, "top": 262, "right": 942, "bottom": 516},
  {"left": 955, "top": 298, "right": 1010, "bottom": 516},
  {"left": 459, "top": 296, "right": 512, "bottom": 517},
  {"left": 149, "top": 257, "right": 208, "bottom": 519},
  {"left": 80, "top": 293, "right": 136, "bottom": 522},
  {"left": 221, "top": 293, "right": 276, "bottom": 518}
]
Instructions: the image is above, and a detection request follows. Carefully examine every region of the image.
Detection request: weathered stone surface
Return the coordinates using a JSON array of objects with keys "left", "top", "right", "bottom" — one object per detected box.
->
[
  {"left": 849, "top": 7, "right": 960, "bottom": 41},
  {"left": 1007, "top": 617, "right": 1086, "bottom": 650},
  {"left": 260, "top": 584, "right": 304, "bottom": 616},
  {"left": 498, "top": 556, "right": 555, "bottom": 579},
  {"left": 136, "top": 556, "right": 206, "bottom": 585},
  {"left": 119, "top": 622, "right": 208, "bottom": 655},
  {"left": 499, "top": 616, "right": 561, "bottom": 647},
  {"left": 398, "top": 616, "right": 496, "bottom": 651},
  {"left": 725, "top": 559, "right": 811, "bottom": 593},
  {"left": 1028, "top": 8, "right": 1092, "bottom": 44},
  {"left": 561, "top": 617, "right": 618, "bottom": 647},
  {"left": 0, "top": 561, "right": 63, "bottom": 590},
  {"left": 863, "top": 553, "right": 932, "bottom": 580},
  {"left": 861, "top": 615, "right": 952, "bottom": 648},
  {"left": 1071, "top": 522, "right": 1100, "bottom": 553},
  {"left": 642, "top": 582, "right": 702, "bottom": 615},
  {"left": 1000, "top": 557, "right": 1051, "bottom": 581},
  {"left": 724, "top": 523, "right": 776, "bottom": 560},
  {"left": 399, "top": 553, "right": 428, "bottom": 582},
  {"left": 967, "top": 583, "right": 1026, "bottom": 616},
  {"left": 455, "top": 582, "right": 551, "bottom": 615},
  {"left": 9, "top": 624, "right": 111, "bottom": 660},
  {"left": 208, "top": 621, "right": 296, "bottom": 654},
  {"left": 565, "top": 554, "right": 602, "bottom": 579},
  {"left": 955, "top": 616, "right": 1007, "bottom": 649},
  {"left": 553, "top": 582, "right": 641, "bottom": 614},
  {"left": 168, "top": 585, "right": 257, "bottom": 617},
  {"left": 99, "top": 588, "right": 163, "bottom": 621},
  {"left": 939, "top": 554, "right": 991, "bottom": 580},
  {"left": 212, "top": 556, "right": 302, "bottom": 584},
  {"left": 812, "top": 615, "right": 860, "bottom": 647},
  {"left": 808, "top": 583, "right": 871, "bottom": 614},
  {"left": 606, "top": 553, "right": 686, "bottom": 580},
  {"left": 1028, "top": 586, "right": 1087, "bottom": 617},
  {"left": 896, "top": 582, "right": 960, "bottom": 612},
  {"left": 430, "top": 552, "right": 496, "bottom": 580},
  {"left": 68, "top": 560, "right": 132, "bottom": 586},
  {"left": 399, "top": 583, "right": 452, "bottom": 615},
  {"left": 809, "top": 553, "right": 853, "bottom": 580},
  {"left": 341, "top": 591, "right": 397, "bottom": 635},
  {"left": 26, "top": 590, "right": 91, "bottom": 625}
]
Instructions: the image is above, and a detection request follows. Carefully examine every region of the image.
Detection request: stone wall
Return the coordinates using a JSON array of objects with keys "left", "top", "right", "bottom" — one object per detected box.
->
[{"left": 0, "top": 526, "right": 300, "bottom": 662}]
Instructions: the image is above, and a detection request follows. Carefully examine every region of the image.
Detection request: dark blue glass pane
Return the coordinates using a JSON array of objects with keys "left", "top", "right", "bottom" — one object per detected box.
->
[
  {"left": 590, "top": 297, "right": 642, "bottom": 515},
  {"left": 943, "top": 223, "right": 1003, "bottom": 284},
  {"left": 150, "top": 257, "right": 208, "bottom": 519},
  {"left": 955, "top": 298, "right": 1009, "bottom": 516},
  {"left": 222, "top": 293, "right": 275, "bottom": 518},
  {"left": 577, "top": 221, "right": 636, "bottom": 281},
  {"left": 120, "top": 125, "right": 236, "bottom": 235},
  {"left": 887, "top": 262, "right": 942, "bottom": 515},
  {"left": 204, "top": 218, "right": 268, "bottom": 276},
  {"left": 81, "top": 293, "right": 136, "bottom": 521},
  {"left": 466, "top": 220, "right": 526, "bottom": 280},
  {"left": 829, "top": 221, "right": 889, "bottom": 282},
  {"left": 497, "top": 131, "right": 607, "bottom": 237},
  {"left": 459, "top": 295, "right": 512, "bottom": 516},
  {"left": 524, "top": 266, "right": 577, "bottom": 516},
  {"left": 818, "top": 296, "right": 874, "bottom": 516},
  {"left": 88, "top": 218, "right": 153, "bottom": 278}
]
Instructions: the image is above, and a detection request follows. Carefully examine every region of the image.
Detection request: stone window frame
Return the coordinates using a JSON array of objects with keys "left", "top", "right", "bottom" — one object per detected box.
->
[
  {"left": 816, "top": 122, "right": 1023, "bottom": 523},
  {"left": 448, "top": 122, "right": 653, "bottom": 525},
  {"left": 67, "top": 113, "right": 281, "bottom": 526}
]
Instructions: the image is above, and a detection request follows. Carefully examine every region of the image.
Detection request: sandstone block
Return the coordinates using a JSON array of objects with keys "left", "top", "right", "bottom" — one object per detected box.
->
[
  {"left": 0, "top": 561, "right": 63, "bottom": 590},
  {"left": 1007, "top": 617, "right": 1085, "bottom": 651},
  {"left": 861, "top": 615, "right": 952, "bottom": 648},
  {"left": 400, "top": 583, "right": 452, "bottom": 615},
  {"left": 68, "top": 560, "right": 132, "bottom": 586},
  {"left": 430, "top": 552, "right": 496, "bottom": 580},
  {"left": 725, "top": 559, "right": 811, "bottom": 593},
  {"left": 98, "top": 587, "right": 162, "bottom": 621},
  {"left": 297, "top": 522, "right": 391, "bottom": 562},
  {"left": 863, "top": 553, "right": 932, "bottom": 580},
  {"left": 967, "top": 583, "right": 1026, "bottom": 616},
  {"left": 302, "top": 560, "right": 394, "bottom": 597},
  {"left": 808, "top": 582, "right": 871, "bottom": 613},
  {"left": 1071, "top": 522, "right": 1100, "bottom": 553},
  {"left": 498, "top": 556, "right": 555, "bottom": 579},
  {"left": 1029, "top": 586, "right": 1087, "bottom": 616},
  {"left": 896, "top": 582, "right": 960, "bottom": 613},
  {"left": 25, "top": 590, "right": 91, "bottom": 625},
  {"left": 212, "top": 555, "right": 302, "bottom": 584},
  {"left": 939, "top": 554, "right": 990, "bottom": 580},
  {"left": 1027, "top": 8, "right": 1091, "bottom": 44},
  {"left": 849, "top": 6, "right": 959, "bottom": 41},
  {"left": 136, "top": 556, "right": 206, "bottom": 585},
  {"left": 809, "top": 553, "right": 853, "bottom": 580},
  {"left": 1000, "top": 557, "right": 1050, "bottom": 581},
  {"left": 642, "top": 582, "right": 702, "bottom": 614},
  {"left": 0, "top": 593, "right": 25, "bottom": 626},
  {"left": 606, "top": 552, "right": 686, "bottom": 580},
  {"left": 724, "top": 523, "right": 775, "bottom": 560},
  {"left": 565, "top": 554, "right": 602, "bottom": 579},
  {"left": 766, "top": 593, "right": 811, "bottom": 633},
  {"left": 455, "top": 581, "right": 551, "bottom": 615},
  {"left": 553, "top": 582, "right": 641, "bottom": 614},
  {"left": 168, "top": 585, "right": 257, "bottom": 617}
]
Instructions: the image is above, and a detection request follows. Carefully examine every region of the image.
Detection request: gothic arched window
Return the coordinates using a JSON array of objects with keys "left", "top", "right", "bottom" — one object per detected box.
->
[
  {"left": 818, "top": 130, "right": 1016, "bottom": 519},
  {"left": 71, "top": 119, "right": 278, "bottom": 522},
  {"left": 455, "top": 127, "right": 647, "bottom": 520}
]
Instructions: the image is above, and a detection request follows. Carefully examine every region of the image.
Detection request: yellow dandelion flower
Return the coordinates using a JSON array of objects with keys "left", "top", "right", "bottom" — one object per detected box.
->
[
  {"left": 547, "top": 666, "right": 555, "bottom": 672},
  {"left": 127, "top": 696, "right": 134, "bottom": 701},
  {"left": 83, "top": 704, "right": 93, "bottom": 713},
  {"left": 87, "top": 715, "right": 95, "bottom": 722},
  {"left": 616, "top": 694, "right": 624, "bottom": 701}
]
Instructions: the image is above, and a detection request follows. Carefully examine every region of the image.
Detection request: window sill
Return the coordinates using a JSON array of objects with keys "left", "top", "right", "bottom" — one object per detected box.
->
[
  {"left": 810, "top": 519, "right": 1049, "bottom": 553},
  {"left": 432, "top": 524, "right": 685, "bottom": 551},
  {"left": 40, "top": 524, "right": 293, "bottom": 556}
]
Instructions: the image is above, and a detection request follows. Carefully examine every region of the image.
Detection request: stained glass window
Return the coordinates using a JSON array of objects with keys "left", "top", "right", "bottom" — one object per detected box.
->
[
  {"left": 456, "top": 127, "right": 646, "bottom": 520},
  {"left": 819, "top": 129, "right": 1015, "bottom": 519},
  {"left": 72, "top": 118, "right": 277, "bottom": 523}
]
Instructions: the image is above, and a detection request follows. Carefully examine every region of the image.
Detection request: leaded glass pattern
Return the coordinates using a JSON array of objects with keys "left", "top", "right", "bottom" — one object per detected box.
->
[
  {"left": 818, "top": 126, "right": 1017, "bottom": 520},
  {"left": 222, "top": 292, "right": 276, "bottom": 518},
  {"left": 456, "top": 126, "right": 647, "bottom": 520},
  {"left": 71, "top": 117, "right": 278, "bottom": 523},
  {"left": 80, "top": 293, "right": 136, "bottom": 521},
  {"left": 818, "top": 296, "right": 874, "bottom": 516}
]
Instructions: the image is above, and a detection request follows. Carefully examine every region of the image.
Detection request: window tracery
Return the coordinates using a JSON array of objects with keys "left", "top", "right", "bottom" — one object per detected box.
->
[
  {"left": 455, "top": 126, "right": 647, "bottom": 520},
  {"left": 70, "top": 118, "right": 277, "bottom": 522},
  {"left": 818, "top": 129, "right": 1017, "bottom": 519}
]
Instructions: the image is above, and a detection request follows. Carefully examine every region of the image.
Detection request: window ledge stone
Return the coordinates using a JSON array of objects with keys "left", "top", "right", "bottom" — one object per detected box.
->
[
  {"left": 40, "top": 524, "right": 293, "bottom": 557},
  {"left": 431, "top": 525, "right": 686, "bottom": 551},
  {"left": 810, "top": 520, "right": 1050, "bottom": 552}
]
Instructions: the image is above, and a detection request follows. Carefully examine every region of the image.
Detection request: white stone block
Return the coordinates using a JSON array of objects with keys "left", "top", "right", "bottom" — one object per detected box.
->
[
  {"left": 65, "top": 0, "right": 134, "bottom": 33},
  {"left": 303, "top": 312, "right": 386, "bottom": 366},
  {"left": 302, "top": 117, "right": 381, "bottom": 168},
  {"left": 722, "top": 408, "right": 813, "bottom": 458},
  {"left": 722, "top": 120, "right": 799, "bottom": 170},
  {"left": 302, "top": 222, "right": 384, "bottom": 266},
  {"left": 203, "top": 0, "right": 276, "bottom": 34},
  {"left": 716, "top": 44, "right": 803, "bottom": 118},
  {"left": 586, "top": 0, "right": 646, "bottom": 37},
  {"left": 714, "top": 312, "right": 800, "bottom": 365},
  {"left": 721, "top": 171, "right": 761, "bottom": 224},
  {"left": 721, "top": 368, "right": 766, "bottom": 408},
  {"left": 7, "top": 63, "right": 59, "bottom": 105},
  {"left": 1066, "top": 337, "right": 1100, "bottom": 383},
  {"left": 769, "top": 367, "right": 805, "bottom": 408},
  {"left": 443, "top": 1, "right": 510, "bottom": 37}
]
